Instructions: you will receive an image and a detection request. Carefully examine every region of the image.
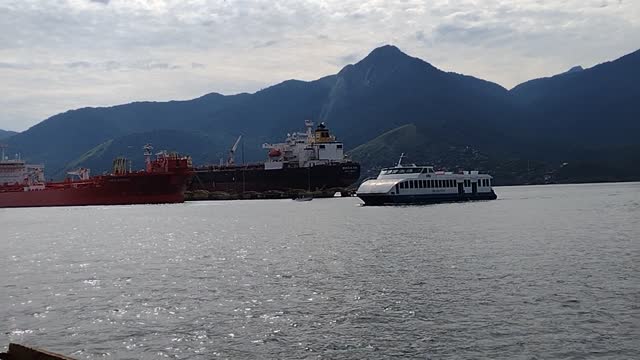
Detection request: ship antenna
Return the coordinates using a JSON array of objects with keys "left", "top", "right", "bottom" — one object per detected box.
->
[
  {"left": 397, "top": 153, "right": 406, "bottom": 167},
  {"left": 0, "top": 144, "right": 6, "bottom": 161}
]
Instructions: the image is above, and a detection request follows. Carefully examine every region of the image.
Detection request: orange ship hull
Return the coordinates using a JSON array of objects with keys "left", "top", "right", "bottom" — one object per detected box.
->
[{"left": 0, "top": 172, "right": 191, "bottom": 208}]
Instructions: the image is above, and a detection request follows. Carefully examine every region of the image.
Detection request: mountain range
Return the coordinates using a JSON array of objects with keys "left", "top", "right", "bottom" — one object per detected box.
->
[
  {"left": 0, "top": 129, "right": 17, "bottom": 140},
  {"left": 5, "top": 45, "right": 640, "bottom": 184}
]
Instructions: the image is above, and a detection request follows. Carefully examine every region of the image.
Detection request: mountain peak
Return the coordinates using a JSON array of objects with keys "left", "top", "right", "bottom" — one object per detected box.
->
[
  {"left": 563, "top": 66, "right": 584, "bottom": 75},
  {"left": 359, "top": 45, "right": 409, "bottom": 65},
  {"left": 369, "top": 44, "right": 404, "bottom": 56}
]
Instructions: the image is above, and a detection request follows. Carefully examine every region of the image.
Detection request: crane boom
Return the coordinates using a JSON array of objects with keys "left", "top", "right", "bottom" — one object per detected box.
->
[{"left": 227, "top": 135, "right": 242, "bottom": 165}]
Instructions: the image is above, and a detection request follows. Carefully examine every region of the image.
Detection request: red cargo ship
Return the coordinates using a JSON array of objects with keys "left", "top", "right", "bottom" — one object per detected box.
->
[{"left": 0, "top": 145, "right": 193, "bottom": 208}]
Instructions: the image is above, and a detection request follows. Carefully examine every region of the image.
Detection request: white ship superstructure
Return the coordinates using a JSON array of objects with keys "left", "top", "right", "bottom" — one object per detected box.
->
[
  {"left": 262, "top": 121, "right": 346, "bottom": 170},
  {"left": 0, "top": 147, "right": 44, "bottom": 187},
  {"left": 357, "top": 154, "right": 497, "bottom": 205}
]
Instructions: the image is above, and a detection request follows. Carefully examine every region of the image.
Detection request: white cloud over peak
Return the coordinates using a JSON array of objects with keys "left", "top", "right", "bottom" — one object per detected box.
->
[{"left": 1, "top": 0, "right": 638, "bottom": 130}]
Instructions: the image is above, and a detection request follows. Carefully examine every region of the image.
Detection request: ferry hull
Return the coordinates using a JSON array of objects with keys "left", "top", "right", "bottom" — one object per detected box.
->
[
  {"left": 0, "top": 173, "right": 191, "bottom": 208},
  {"left": 191, "top": 162, "right": 360, "bottom": 193},
  {"left": 358, "top": 191, "right": 498, "bottom": 206}
]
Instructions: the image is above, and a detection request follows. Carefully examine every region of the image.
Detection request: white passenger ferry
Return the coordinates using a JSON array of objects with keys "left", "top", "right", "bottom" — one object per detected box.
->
[{"left": 356, "top": 154, "right": 497, "bottom": 205}]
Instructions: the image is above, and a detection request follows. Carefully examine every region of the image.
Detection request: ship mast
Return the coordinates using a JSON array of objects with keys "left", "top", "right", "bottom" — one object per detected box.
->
[
  {"left": 144, "top": 144, "right": 153, "bottom": 171},
  {"left": 305, "top": 120, "right": 314, "bottom": 143},
  {"left": 397, "top": 153, "right": 406, "bottom": 167}
]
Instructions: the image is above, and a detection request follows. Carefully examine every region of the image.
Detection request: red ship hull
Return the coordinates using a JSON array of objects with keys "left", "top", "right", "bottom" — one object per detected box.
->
[{"left": 0, "top": 172, "right": 191, "bottom": 208}]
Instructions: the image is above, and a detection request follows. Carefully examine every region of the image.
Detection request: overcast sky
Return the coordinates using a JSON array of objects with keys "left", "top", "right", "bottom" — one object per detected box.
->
[{"left": 1, "top": 0, "right": 639, "bottom": 131}]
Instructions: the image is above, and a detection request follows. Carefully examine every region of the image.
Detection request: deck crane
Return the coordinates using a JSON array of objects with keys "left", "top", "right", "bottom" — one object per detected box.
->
[{"left": 227, "top": 135, "right": 242, "bottom": 165}]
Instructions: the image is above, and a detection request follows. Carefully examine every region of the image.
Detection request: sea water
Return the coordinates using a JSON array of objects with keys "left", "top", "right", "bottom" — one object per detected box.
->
[{"left": 1, "top": 182, "right": 638, "bottom": 359}]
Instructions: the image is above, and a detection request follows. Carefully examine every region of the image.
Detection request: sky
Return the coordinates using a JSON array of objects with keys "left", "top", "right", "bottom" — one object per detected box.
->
[{"left": 1, "top": 0, "right": 639, "bottom": 132}]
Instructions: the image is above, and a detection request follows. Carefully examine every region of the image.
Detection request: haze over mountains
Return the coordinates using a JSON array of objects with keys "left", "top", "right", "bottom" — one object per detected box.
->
[{"left": 5, "top": 45, "right": 640, "bottom": 184}]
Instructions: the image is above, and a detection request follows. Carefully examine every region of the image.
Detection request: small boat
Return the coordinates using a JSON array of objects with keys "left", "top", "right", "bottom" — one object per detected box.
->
[
  {"left": 294, "top": 195, "right": 313, "bottom": 202},
  {"left": 356, "top": 154, "right": 497, "bottom": 205},
  {"left": 1, "top": 343, "right": 75, "bottom": 359}
]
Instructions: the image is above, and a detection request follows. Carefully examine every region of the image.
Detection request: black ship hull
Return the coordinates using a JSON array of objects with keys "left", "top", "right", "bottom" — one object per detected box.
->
[{"left": 190, "top": 162, "right": 361, "bottom": 193}]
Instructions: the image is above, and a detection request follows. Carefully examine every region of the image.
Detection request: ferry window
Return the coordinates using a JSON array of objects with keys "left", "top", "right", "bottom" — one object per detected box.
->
[
  {"left": 422, "top": 180, "right": 426, "bottom": 188},
  {"left": 337, "top": 144, "right": 343, "bottom": 149},
  {"left": 319, "top": 145, "right": 326, "bottom": 149},
  {"left": 409, "top": 181, "right": 414, "bottom": 189}
]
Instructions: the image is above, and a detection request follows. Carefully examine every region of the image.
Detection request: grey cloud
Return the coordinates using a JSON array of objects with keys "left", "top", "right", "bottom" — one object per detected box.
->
[
  {"left": 89, "top": 0, "right": 110, "bottom": 4},
  {"left": 103, "top": 61, "right": 121, "bottom": 71},
  {"left": 254, "top": 40, "right": 279, "bottom": 48},
  {"left": 191, "top": 63, "right": 206, "bottom": 69},
  {"left": 327, "top": 52, "right": 362, "bottom": 67},
  {"left": 433, "top": 23, "right": 515, "bottom": 45},
  {"left": 66, "top": 61, "right": 92, "bottom": 69},
  {"left": 0, "top": 62, "right": 32, "bottom": 70}
]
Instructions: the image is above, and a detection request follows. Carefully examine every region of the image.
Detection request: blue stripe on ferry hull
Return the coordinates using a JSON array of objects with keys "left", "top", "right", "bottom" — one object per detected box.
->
[{"left": 357, "top": 191, "right": 498, "bottom": 206}]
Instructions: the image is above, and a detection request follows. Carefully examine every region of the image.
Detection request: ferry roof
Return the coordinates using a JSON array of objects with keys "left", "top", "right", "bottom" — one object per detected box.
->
[{"left": 381, "top": 166, "right": 434, "bottom": 174}]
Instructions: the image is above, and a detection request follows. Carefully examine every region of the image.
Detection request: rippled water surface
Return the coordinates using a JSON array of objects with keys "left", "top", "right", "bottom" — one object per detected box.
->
[{"left": 1, "top": 183, "right": 639, "bottom": 359}]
